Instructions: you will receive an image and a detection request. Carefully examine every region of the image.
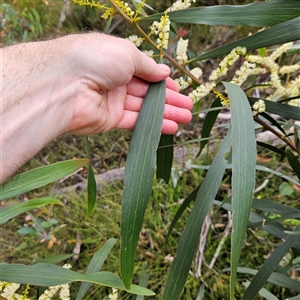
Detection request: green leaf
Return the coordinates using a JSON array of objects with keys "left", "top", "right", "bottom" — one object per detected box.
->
[
  {"left": 223, "top": 82, "right": 256, "bottom": 300},
  {"left": 279, "top": 182, "right": 294, "bottom": 196},
  {"left": 259, "top": 112, "right": 287, "bottom": 136},
  {"left": 238, "top": 268, "right": 300, "bottom": 292},
  {"left": 284, "top": 296, "right": 300, "bottom": 300},
  {"left": 76, "top": 239, "right": 117, "bottom": 300},
  {"left": 255, "top": 165, "right": 300, "bottom": 187},
  {"left": 188, "top": 163, "right": 300, "bottom": 186},
  {"left": 198, "top": 97, "right": 222, "bottom": 156},
  {"left": 248, "top": 98, "right": 300, "bottom": 121},
  {"left": 242, "top": 224, "right": 300, "bottom": 299},
  {"left": 17, "top": 227, "right": 35, "bottom": 235},
  {"left": 0, "top": 263, "right": 154, "bottom": 296},
  {"left": 251, "top": 198, "right": 300, "bottom": 216},
  {"left": 0, "top": 159, "right": 89, "bottom": 201},
  {"left": 136, "top": 262, "right": 149, "bottom": 300},
  {"left": 166, "top": 185, "right": 200, "bottom": 240},
  {"left": 285, "top": 149, "right": 300, "bottom": 180},
  {"left": 162, "top": 128, "right": 231, "bottom": 300},
  {"left": 156, "top": 134, "right": 174, "bottom": 183},
  {"left": 294, "top": 127, "right": 300, "bottom": 155},
  {"left": 0, "top": 198, "right": 62, "bottom": 224},
  {"left": 257, "top": 141, "right": 285, "bottom": 156},
  {"left": 215, "top": 200, "right": 300, "bottom": 250},
  {"left": 31, "top": 254, "right": 74, "bottom": 265},
  {"left": 249, "top": 212, "right": 300, "bottom": 250},
  {"left": 140, "top": 0, "right": 300, "bottom": 27},
  {"left": 86, "top": 162, "right": 97, "bottom": 219},
  {"left": 189, "top": 17, "right": 300, "bottom": 62},
  {"left": 120, "top": 81, "right": 166, "bottom": 289},
  {"left": 242, "top": 280, "right": 279, "bottom": 300}
]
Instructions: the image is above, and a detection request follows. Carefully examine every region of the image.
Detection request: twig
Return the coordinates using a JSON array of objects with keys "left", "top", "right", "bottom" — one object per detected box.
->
[
  {"left": 209, "top": 211, "right": 232, "bottom": 269},
  {"left": 108, "top": 0, "right": 204, "bottom": 85},
  {"left": 254, "top": 115, "right": 297, "bottom": 152}
]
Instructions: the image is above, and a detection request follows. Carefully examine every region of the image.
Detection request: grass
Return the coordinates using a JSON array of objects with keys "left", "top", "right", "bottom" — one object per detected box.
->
[
  {"left": 2, "top": 1, "right": 299, "bottom": 298},
  {"left": 2, "top": 123, "right": 299, "bottom": 298}
]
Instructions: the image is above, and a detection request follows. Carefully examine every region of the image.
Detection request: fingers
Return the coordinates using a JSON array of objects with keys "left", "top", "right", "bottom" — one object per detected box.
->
[
  {"left": 116, "top": 102, "right": 191, "bottom": 131},
  {"left": 126, "top": 76, "right": 180, "bottom": 98},
  {"left": 115, "top": 110, "right": 185, "bottom": 135},
  {"left": 124, "top": 88, "right": 193, "bottom": 112}
]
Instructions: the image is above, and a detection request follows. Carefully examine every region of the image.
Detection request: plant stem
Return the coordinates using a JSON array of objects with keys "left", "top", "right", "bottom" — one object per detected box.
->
[
  {"left": 108, "top": 0, "right": 203, "bottom": 85},
  {"left": 254, "top": 115, "right": 297, "bottom": 152}
]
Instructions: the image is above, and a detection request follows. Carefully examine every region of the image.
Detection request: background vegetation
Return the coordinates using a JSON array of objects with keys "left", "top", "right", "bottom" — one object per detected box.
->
[{"left": 1, "top": 0, "right": 299, "bottom": 299}]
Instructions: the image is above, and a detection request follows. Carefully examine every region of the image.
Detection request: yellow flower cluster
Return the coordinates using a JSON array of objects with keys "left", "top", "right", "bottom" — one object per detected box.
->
[
  {"left": 176, "top": 38, "right": 189, "bottom": 64},
  {"left": 246, "top": 42, "right": 300, "bottom": 100},
  {"left": 108, "top": 287, "right": 118, "bottom": 300},
  {"left": 167, "top": 0, "right": 196, "bottom": 12},
  {"left": 189, "top": 47, "right": 246, "bottom": 103},
  {"left": 73, "top": 0, "right": 105, "bottom": 9},
  {"left": 252, "top": 99, "right": 266, "bottom": 115},
  {"left": 209, "top": 47, "right": 246, "bottom": 82},
  {"left": 127, "top": 35, "right": 144, "bottom": 47},
  {"left": 175, "top": 67, "right": 203, "bottom": 91},
  {"left": 230, "top": 60, "right": 256, "bottom": 86},
  {"left": 188, "top": 42, "right": 299, "bottom": 107},
  {"left": 150, "top": 12, "right": 171, "bottom": 50},
  {"left": 114, "top": 0, "right": 134, "bottom": 18},
  {"left": 72, "top": 0, "right": 113, "bottom": 20}
]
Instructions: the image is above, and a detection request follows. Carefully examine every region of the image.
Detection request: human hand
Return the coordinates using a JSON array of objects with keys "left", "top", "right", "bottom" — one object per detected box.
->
[
  {"left": 1, "top": 33, "right": 193, "bottom": 183},
  {"left": 62, "top": 33, "right": 192, "bottom": 135}
]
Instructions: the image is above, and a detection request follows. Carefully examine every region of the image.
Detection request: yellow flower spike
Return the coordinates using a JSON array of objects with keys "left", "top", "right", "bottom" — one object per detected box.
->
[
  {"left": 72, "top": 0, "right": 106, "bottom": 9},
  {"left": 114, "top": 0, "right": 135, "bottom": 19},
  {"left": 133, "top": 0, "right": 147, "bottom": 20},
  {"left": 212, "top": 90, "right": 230, "bottom": 107},
  {"left": 22, "top": 284, "right": 30, "bottom": 300},
  {"left": 252, "top": 99, "right": 266, "bottom": 116}
]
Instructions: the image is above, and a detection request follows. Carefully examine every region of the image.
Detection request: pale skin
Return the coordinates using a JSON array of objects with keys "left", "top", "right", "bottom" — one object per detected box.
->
[{"left": 0, "top": 33, "right": 193, "bottom": 184}]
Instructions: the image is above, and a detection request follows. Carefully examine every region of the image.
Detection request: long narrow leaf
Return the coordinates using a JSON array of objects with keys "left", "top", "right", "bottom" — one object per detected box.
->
[
  {"left": 198, "top": 97, "right": 222, "bottom": 156},
  {"left": 242, "top": 280, "right": 280, "bottom": 300},
  {"left": 214, "top": 200, "right": 300, "bottom": 250},
  {"left": 238, "top": 267, "right": 300, "bottom": 292},
  {"left": 76, "top": 239, "right": 117, "bottom": 300},
  {"left": 156, "top": 134, "right": 174, "bottom": 183},
  {"left": 140, "top": 0, "right": 299, "bottom": 27},
  {"left": 256, "top": 141, "right": 285, "bottom": 156},
  {"left": 188, "top": 163, "right": 300, "bottom": 186},
  {"left": 0, "top": 159, "right": 89, "bottom": 200},
  {"left": 223, "top": 82, "right": 256, "bottom": 300},
  {"left": 242, "top": 224, "right": 300, "bottom": 299},
  {"left": 285, "top": 149, "right": 300, "bottom": 180},
  {"left": 0, "top": 198, "right": 62, "bottom": 224},
  {"left": 136, "top": 262, "right": 149, "bottom": 300},
  {"left": 166, "top": 185, "right": 200, "bottom": 240},
  {"left": 162, "top": 128, "right": 231, "bottom": 299},
  {"left": 120, "top": 81, "right": 166, "bottom": 289},
  {"left": 31, "top": 254, "right": 74, "bottom": 265},
  {"left": 251, "top": 198, "right": 300, "bottom": 215},
  {"left": 0, "top": 263, "right": 154, "bottom": 296},
  {"left": 86, "top": 162, "right": 97, "bottom": 219},
  {"left": 248, "top": 97, "right": 300, "bottom": 121},
  {"left": 189, "top": 17, "right": 300, "bottom": 62},
  {"left": 259, "top": 112, "right": 287, "bottom": 135}
]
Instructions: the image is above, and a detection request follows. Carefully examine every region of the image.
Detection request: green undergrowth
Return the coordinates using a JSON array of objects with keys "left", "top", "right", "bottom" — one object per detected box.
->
[{"left": 2, "top": 125, "right": 299, "bottom": 299}]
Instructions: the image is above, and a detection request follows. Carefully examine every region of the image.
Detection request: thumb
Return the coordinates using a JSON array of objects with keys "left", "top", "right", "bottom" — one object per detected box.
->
[{"left": 133, "top": 50, "right": 170, "bottom": 82}]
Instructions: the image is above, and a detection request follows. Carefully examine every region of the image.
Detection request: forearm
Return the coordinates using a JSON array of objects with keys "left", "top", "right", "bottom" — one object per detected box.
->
[{"left": 1, "top": 39, "right": 73, "bottom": 184}]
